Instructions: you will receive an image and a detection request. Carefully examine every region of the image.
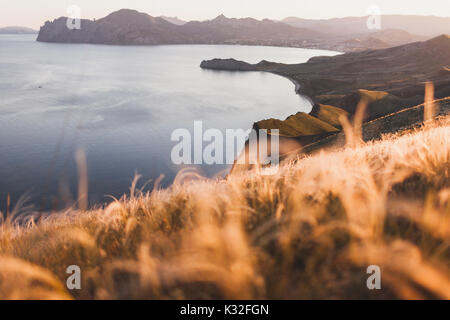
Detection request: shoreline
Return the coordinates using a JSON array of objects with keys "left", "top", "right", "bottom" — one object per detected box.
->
[
  {"left": 268, "top": 71, "right": 315, "bottom": 114},
  {"left": 35, "top": 36, "right": 348, "bottom": 53},
  {"left": 200, "top": 58, "right": 317, "bottom": 118}
]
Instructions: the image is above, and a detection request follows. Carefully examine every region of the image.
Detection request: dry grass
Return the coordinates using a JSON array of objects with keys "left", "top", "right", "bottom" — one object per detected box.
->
[
  {"left": 311, "top": 104, "right": 349, "bottom": 128},
  {"left": 257, "top": 112, "right": 338, "bottom": 137},
  {"left": 0, "top": 115, "right": 449, "bottom": 300}
]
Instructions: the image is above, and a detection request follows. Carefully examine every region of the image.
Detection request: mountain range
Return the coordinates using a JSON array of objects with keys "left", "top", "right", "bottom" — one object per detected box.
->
[
  {"left": 37, "top": 9, "right": 321, "bottom": 47},
  {"left": 37, "top": 9, "right": 450, "bottom": 52},
  {"left": 282, "top": 15, "right": 450, "bottom": 37}
]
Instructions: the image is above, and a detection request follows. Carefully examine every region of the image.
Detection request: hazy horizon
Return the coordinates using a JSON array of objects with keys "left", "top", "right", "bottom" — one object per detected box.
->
[{"left": 1, "top": 0, "right": 449, "bottom": 29}]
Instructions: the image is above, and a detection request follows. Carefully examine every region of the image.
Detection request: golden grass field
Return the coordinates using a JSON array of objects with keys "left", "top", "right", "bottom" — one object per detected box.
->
[{"left": 0, "top": 110, "right": 449, "bottom": 300}]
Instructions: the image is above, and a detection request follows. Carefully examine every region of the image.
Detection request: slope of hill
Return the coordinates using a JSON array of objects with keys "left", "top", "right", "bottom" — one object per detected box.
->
[
  {"left": 1, "top": 111, "right": 448, "bottom": 299},
  {"left": 202, "top": 35, "right": 450, "bottom": 161},
  {"left": 304, "top": 97, "right": 450, "bottom": 154},
  {"left": 326, "top": 89, "right": 405, "bottom": 122},
  {"left": 369, "top": 28, "right": 427, "bottom": 44},
  {"left": 255, "top": 112, "right": 339, "bottom": 136},
  {"left": 282, "top": 15, "right": 450, "bottom": 37},
  {"left": 310, "top": 103, "right": 349, "bottom": 128},
  {"left": 202, "top": 35, "right": 450, "bottom": 116}
]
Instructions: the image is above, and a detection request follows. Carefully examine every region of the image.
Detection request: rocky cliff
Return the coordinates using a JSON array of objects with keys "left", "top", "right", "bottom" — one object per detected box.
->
[{"left": 37, "top": 9, "right": 189, "bottom": 45}]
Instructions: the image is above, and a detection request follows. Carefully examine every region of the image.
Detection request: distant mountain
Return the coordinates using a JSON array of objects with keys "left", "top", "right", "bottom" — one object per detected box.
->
[
  {"left": 0, "top": 26, "right": 37, "bottom": 34},
  {"left": 160, "top": 16, "right": 186, "bottom": 25},
  {"left": 180, "top": 14, "right": 322, "bottom": 44},
  {"left": 37, "top": 9, "right": 189, "bottom": 44},
  {"left": 37, "top": 9, "right": 446, "bottom": 52},
  {"left": 37, "top": 9, "right": 324, "bottom": 46},
  {"left": 333, "top": 29, "right": 428, "bottom": 52},
  {"left": 282, "top": 15, "right": 450, "bottom": 37},
  {"left": 368, "top": 28, "right": 427, "bottom": 44}
]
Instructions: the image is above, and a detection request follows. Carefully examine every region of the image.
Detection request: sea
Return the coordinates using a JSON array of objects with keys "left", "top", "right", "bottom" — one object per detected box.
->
[{"left": 0, "top": 34, "right": 339, "bottom": 210}]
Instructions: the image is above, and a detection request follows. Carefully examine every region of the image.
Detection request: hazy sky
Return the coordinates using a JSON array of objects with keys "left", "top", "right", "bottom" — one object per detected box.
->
[{"left": 1, "top": 0, "right": 449, "bottom": 29}]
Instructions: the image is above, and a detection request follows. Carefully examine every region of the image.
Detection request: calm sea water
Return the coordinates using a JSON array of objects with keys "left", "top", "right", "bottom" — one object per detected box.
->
[{"left": 0, "top": 34, "right": 339, "bottom": 210}]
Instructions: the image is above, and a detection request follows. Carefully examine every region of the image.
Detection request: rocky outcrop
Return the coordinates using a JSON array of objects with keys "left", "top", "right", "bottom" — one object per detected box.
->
[
  {"left": 200, "top": 59, "right": 257, "bottom": 71},
  {"left": 200, "top": 58, "right": 285, "bottom": 72}
]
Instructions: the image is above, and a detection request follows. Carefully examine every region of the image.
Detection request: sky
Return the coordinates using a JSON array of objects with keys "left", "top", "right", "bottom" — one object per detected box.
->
[{"left": 1, "top": 0, "right": 449, "bottom": 29}]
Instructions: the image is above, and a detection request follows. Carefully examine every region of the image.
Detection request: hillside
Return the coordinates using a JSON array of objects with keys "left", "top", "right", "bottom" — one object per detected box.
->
[
  {"left": 2, "top": 10, "right": 450, "bottom": 299},
  {"left": 310, "top": 104, "right": 349, "bottom": 128},
  {"left": 201, "top": 35, "right": 450, "bottom": 119},
  {"left": 256, "top": 112, "right": 338, "bottom": 136},
  {"left": 282, "top": 15, "right": 450, "bottom": 37},
  {"left": 304, "top": 97, "right": 450, "bottom": 154},
  {"left": 280, "top": 15, "right": 449, "bottom": 51},
  {"left": 202, "top": 37, "right": 450, "bottom": 168},
  {"left": 330, "top": 29, "right": 428, "bottom": 52},
  {"left": 1, "top": 111, "right": 448, "bottom": 299},
  {"left": 277, "top": 35, "right": 450, "bottom": 102},
  {"left": 327, "top": 89, "right": 405, "bottom": 121}
]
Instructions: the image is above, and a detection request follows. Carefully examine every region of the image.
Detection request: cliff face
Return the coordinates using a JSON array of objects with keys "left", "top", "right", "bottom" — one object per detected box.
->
[{"left": 37, "top": 10, "right": 189, "bottom": 45}]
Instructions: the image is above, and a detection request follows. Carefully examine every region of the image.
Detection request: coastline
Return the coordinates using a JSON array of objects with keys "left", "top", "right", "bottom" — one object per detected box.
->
[
  {"left": 268, "top": 71, "right": 315, "bottom": 112},
  {"left": 199, "top": 58, "right": 317, "bottom": 117}
]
